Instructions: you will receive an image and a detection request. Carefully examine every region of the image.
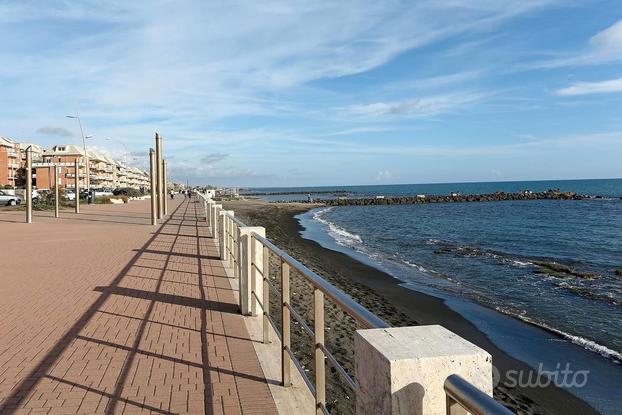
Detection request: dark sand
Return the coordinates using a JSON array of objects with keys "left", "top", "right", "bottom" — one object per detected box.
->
[{"left": 223, "top": 199, "right": 599, "bottom": 415}]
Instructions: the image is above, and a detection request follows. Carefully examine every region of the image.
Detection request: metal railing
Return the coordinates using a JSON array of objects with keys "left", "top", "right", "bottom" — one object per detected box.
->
[
  {"left": 196, "top": 192, "right": 514, "bottom": 415},
  {"left": 445, "top": 375, "right": 514, "bottom": 415},
  {"left": 249, "top": 231, "right": 389, "bottom": 414}
]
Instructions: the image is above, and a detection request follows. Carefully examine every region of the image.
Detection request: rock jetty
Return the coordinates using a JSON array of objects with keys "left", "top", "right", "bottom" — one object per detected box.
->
[{"left": 294, "top": 189, "right": 598, "bottom": 206}]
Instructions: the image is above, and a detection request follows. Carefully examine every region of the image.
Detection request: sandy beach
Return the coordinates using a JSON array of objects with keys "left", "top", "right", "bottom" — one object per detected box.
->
[{"left": 222, "top": 198, "right": 599, "bottom": 415}]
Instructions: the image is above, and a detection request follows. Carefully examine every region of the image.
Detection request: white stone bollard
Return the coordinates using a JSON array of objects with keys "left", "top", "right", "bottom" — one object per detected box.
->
[
  {"left": 211, "top": 203, "right": 222, "bottom": 242},
  {"left": 355, "top": 325, "right": 492, "bottom": 415},
  {"left": 219, "top": 210, "right": 234, "bottom": 262},
  {"left": 238, "top": 226, "right": 266, "bottom": 316}
]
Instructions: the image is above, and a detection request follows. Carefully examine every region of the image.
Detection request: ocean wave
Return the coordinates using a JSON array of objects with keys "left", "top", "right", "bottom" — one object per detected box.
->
[
  {"left": 313, "top": 207, "right": 363, "bottom": 248},
  {"left": 494, "top": 306, "right": 622, "bottom": 364}
]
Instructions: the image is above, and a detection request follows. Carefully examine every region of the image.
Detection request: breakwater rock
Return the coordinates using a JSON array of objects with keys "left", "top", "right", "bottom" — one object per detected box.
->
[
  {"left": 243, "top": 189, "right": 351, "bottom": 197},
  {"left": 292, "top": 189, "right": 608, "bottom": 206}
]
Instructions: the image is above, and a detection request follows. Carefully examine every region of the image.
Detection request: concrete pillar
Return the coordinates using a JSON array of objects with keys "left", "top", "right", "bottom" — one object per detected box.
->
[
  {"left": 163, "top": 159, "right": 168, "bottom": 216},
  {"left": 354, "top": 325, "right": 492, "bottom": 415},
  {"left": 54, "top": 166, "right": 60, "bottom": 218},
  {"left": 149, "top": 149, "right": 157, "bottom": 226},
  {"left": 238, "top": 226, "right": 266, "bottom": 316},
  {"left": 25, "top": 147, "right": 32, "bottom": 223},
  {"left": 219, "top": 210, "right": 234, "bottom": 261},
  {"left": 213, "top": 204, "right": 222, "bottom": 244},
  {"left": 155, "top": 133, "right": 163, "bottom": 219},
  {"left": 74, "top": 159, "right": 80, "bottom": 214}
]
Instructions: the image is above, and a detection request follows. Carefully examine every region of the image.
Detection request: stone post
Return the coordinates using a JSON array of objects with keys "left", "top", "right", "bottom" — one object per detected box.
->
[
  {"left": 212, "top": 203, "right": 222, "bottom": 242},
  {"left": 74, "top": 159, "right": 80, "bottom": 214},
  {"left": 354, "top": 325, "right": 492, "bottom": 415},
  {"left": 25, "top": 147, "right": 32, "bottom": 223},
  {"left": 149, "top": 149, "right": 157, "bottom": 226},
  {"left": 238, "top": 226, "right": 266, "bottom": 315},
  {"left": 54, "top": 166, "right": 60, "bottom": 218},
  {"left": 163, "top": 159, "right": 168, "bottom": 216},
  {"left": 155, "top": 133, "right": 163, "bottom": 219},
  {"left": 219, "top": 210, "right": 234, "bottom": 261}
]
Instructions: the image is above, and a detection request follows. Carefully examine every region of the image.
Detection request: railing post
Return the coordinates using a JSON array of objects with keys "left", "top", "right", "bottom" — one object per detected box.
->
[
  {"left": 238, "top": 227, "right": 266, "bottom": 315},
  {"left": 354, "top": 325, "right": 492, "bottom": 415},
  {"left": 213, "top": 204, "right": 222, "bottom": 243},
  {"left": 219, "top": 210, "right": 234, "bottom": 262},
  {"left": 262, "top": 245, "right": 270, "bottom": 344},
  {"left": 314, "top": 289, "right": 326, "bottom": 414},
  {"left": 281, "top": 260, "right": 291, "bottom": 387}
]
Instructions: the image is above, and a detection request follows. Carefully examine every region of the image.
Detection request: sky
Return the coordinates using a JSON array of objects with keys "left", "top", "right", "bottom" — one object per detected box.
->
[{"left": 1, "top": 0, "right": 621, "bottom": 187}]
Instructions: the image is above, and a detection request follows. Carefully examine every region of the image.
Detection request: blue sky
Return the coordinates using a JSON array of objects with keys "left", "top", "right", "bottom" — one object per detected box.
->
[{"left": 1, "top": 0, "right": 621, "bottom": 186}]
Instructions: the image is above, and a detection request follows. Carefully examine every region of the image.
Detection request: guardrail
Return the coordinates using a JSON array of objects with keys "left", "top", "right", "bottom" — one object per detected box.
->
[
  {"left": 196, "top": 192, "right": 514, "bottom": 415},
  {"left": 445, "top": 375, "right": 514, "bottom": 415}
]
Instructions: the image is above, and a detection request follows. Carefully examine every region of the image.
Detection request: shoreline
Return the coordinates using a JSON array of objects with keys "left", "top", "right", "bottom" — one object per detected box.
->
[{"left": 223, "top": 199, "right": 600, "bottom": 415}]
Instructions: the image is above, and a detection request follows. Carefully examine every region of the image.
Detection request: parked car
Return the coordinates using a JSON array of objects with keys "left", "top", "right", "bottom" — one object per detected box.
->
[
  {"left": 0, "top": 190, "right": 22, "bottom": 206},
  {"left": 64, "top": 191, "right": 76, "bottom": 201}
]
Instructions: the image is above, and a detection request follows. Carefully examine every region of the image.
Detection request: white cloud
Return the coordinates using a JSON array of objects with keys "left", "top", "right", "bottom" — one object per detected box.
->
[
  {"left": 344, "top": 92, "right": 493, "bottom": 118},
  {"left": 526, "top": 19, "right": 622, "bottom": 69},
  {"left": 0, "top": 1, "right": 560, "bottom": 127},
  {"left": 556, "top": 77, "right": 622, "bottom": 96}
]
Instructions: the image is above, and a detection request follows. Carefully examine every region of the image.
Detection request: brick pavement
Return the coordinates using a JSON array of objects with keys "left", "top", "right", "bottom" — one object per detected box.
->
[{"left": 0, "top": 199, "right": 278, "bottom": 414}]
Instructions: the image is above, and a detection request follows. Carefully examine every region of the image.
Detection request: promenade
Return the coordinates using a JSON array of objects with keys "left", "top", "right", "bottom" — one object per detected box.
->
[{"left": 0, "top": 199, "right": 278, "bottom": 414}]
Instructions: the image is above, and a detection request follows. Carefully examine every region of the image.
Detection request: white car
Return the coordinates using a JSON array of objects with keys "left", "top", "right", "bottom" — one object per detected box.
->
[
  {"left": 64, "top": 191, "right": 76, "bottom": 201},
  {"left": 0, "top": 190, "right": 22, "bottom": 206}
]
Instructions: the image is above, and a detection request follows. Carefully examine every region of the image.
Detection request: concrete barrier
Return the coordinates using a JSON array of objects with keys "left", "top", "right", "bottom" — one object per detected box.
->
[{"left": 355, "top": 325, "right": 492, "bottom": 415}]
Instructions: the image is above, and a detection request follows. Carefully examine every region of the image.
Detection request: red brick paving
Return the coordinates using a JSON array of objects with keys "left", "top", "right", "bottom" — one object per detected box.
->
[{"left": 0, "top": 199, "right": 278, "bottom": 414}]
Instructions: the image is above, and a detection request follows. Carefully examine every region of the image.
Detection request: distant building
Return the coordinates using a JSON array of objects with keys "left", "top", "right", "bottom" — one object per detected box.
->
[
  {"left": 36, "top": 144, "right": 87, "bottom": 190},
  {"left": 0, "top": 136, "right": 21, "bottom": 187},
  {"left": 2, "top": 138, "right": 151, "bottom": 191}
]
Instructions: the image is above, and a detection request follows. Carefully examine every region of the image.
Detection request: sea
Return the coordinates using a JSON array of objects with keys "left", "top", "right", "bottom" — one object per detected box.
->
[{"left": 247, "top": 179, "right": 622, "bottom": 414}]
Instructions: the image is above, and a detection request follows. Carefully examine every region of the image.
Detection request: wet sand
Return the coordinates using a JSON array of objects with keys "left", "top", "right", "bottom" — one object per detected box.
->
[{"left": 223, "top": 199, "right": 599, "bottom": 415}]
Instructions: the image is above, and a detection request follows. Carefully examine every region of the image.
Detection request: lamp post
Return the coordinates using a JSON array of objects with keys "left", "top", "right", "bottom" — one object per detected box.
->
[{"left": 66, "top": 113, "right": 92, "bottom": 191}]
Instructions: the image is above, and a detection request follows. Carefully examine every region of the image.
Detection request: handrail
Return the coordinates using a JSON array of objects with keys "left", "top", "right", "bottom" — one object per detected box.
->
[
  {"left": 444, "top": 375, "right": 514, "bottom": 415},
  {"left": 251, "top": 232, "right": 389, "bottom": 330},
  {"left": 195, "top": 192, "right": 511, "bottom": 415}
]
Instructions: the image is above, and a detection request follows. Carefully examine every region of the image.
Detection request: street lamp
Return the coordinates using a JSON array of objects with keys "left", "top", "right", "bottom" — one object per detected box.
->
[{"left": 66, "top": 113, "right": 92, "bottom": 191}]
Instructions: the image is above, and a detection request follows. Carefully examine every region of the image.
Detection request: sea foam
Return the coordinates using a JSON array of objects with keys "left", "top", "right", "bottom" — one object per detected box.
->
[{"left": 313, "top": 207, "right": 363, "bottom": 248}]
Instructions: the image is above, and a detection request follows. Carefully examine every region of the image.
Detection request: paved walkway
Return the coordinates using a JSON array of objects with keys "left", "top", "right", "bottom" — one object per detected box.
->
[{"left": 0, "top": 199, "right": 278, "bottom": 414}]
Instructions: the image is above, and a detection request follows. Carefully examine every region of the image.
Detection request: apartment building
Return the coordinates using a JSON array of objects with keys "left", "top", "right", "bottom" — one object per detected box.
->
[
  {"left": 35, "top": 145, "right": 87, "bottom": 190},
  {"left": 1, "top": 137, "right": 151, "bottom": 191},
  {"left": 0, "top": 136, "right": 21, "bottom": 187}
]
